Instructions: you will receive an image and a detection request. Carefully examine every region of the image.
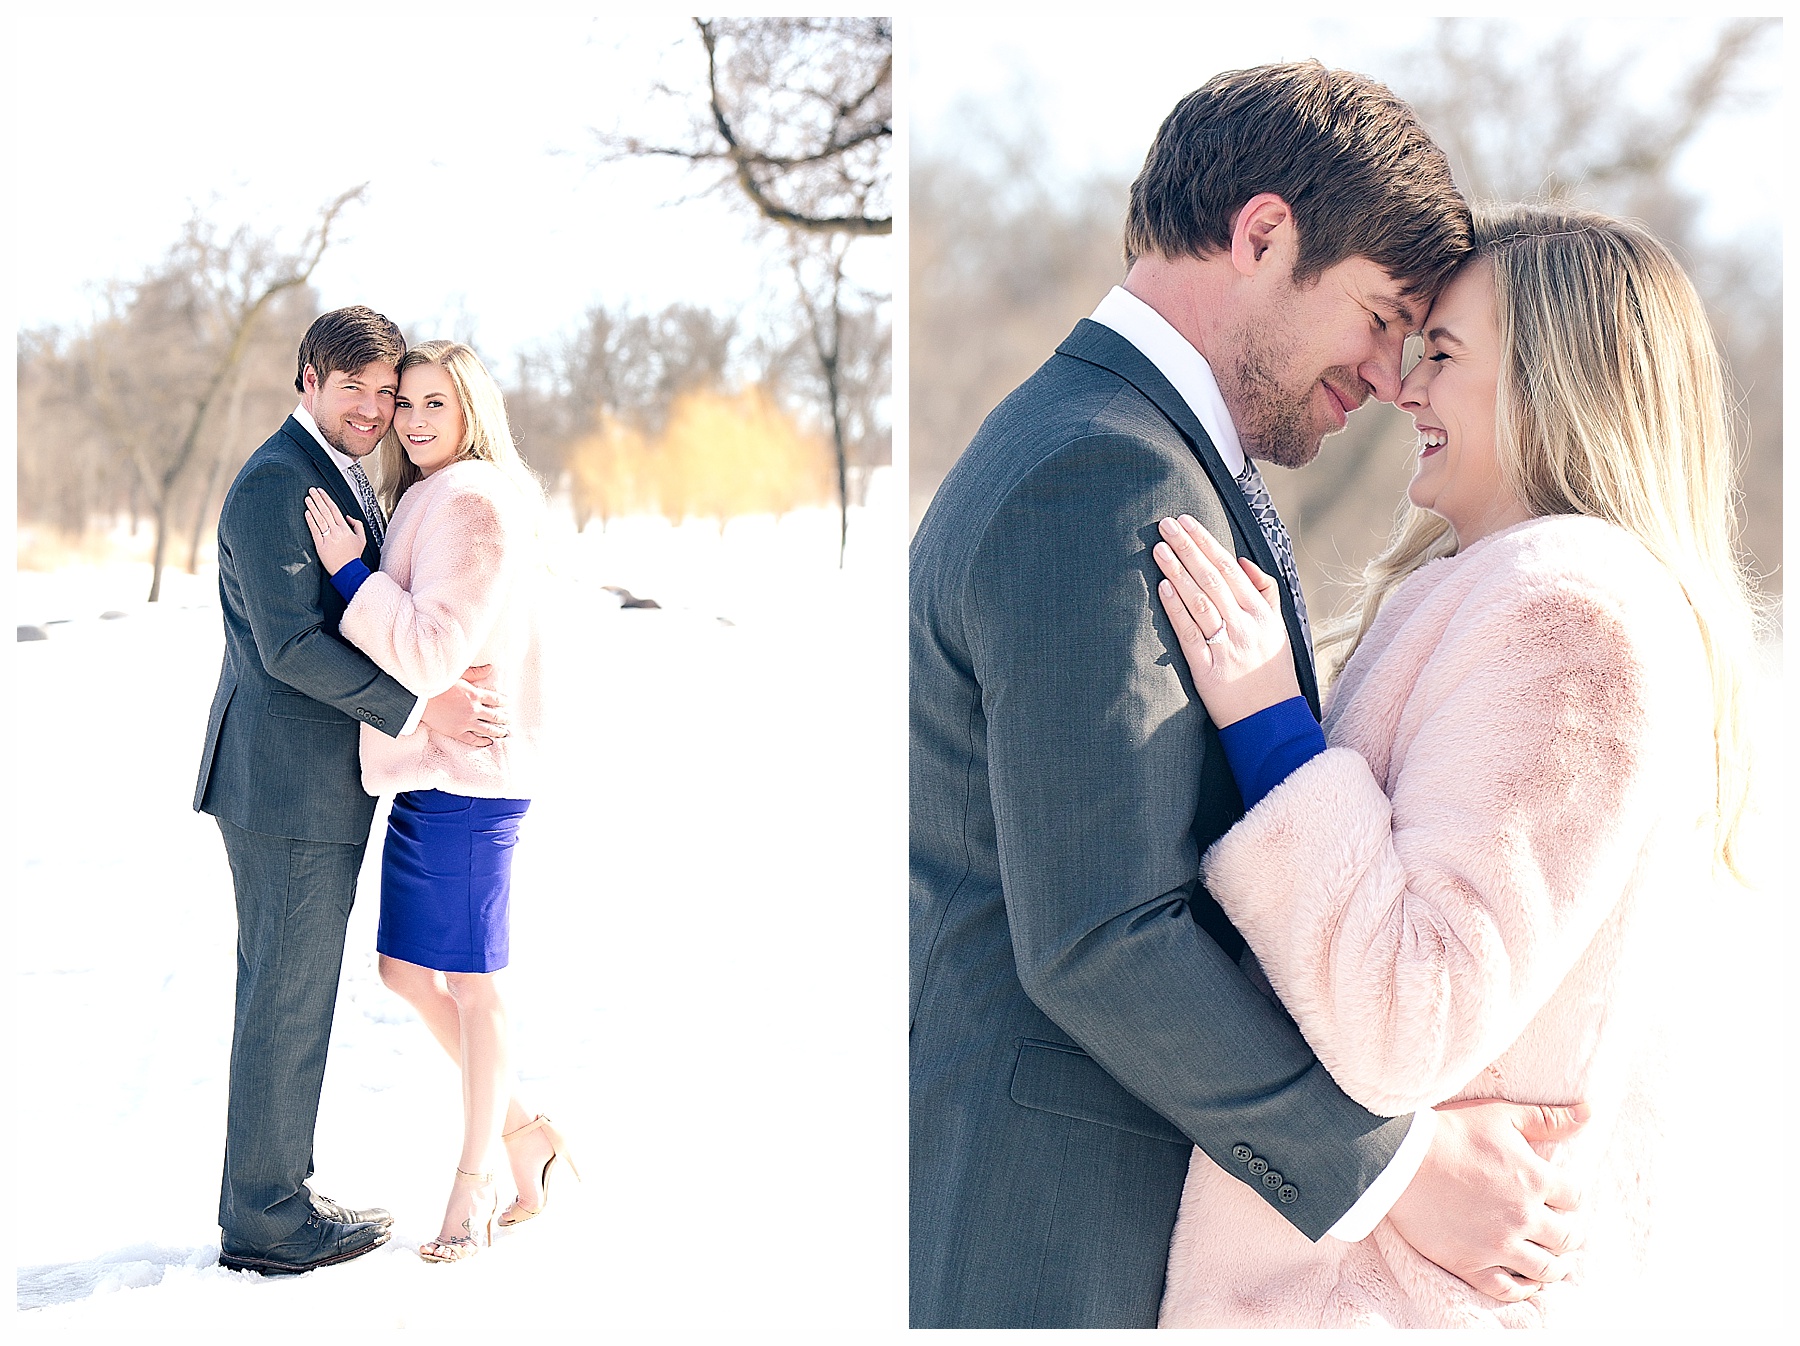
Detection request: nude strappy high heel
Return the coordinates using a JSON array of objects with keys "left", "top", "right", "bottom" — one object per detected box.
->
[
  {"left": 497, "top": 1115, "right": 581, "bottom": 1227},
  {"left": 419, "top": 1168, "right": 498, "bottom": 1263}
]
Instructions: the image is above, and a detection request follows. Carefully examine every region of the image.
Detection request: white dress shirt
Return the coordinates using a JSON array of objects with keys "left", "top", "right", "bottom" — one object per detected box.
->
[
  {"left": 293, "top": 404, "right": 426, "bottom": 736},
  {"left": 1086, "top": 286, "right": 1435, "bottom": 1242}
]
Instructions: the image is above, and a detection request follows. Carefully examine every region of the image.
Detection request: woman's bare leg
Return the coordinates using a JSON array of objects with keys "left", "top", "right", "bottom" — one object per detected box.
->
[
  {"left": 411, "top": 968, "right": 510, "bottom": 1245},
  {"left": 380, "top": 954, "right": 535, "bottom": 1131},
  {"left": 378, "top": 955, "right": 463, "bottom": 1060},
  {"left": 381, "top": 955, "right": 554, "bottom": 1225},
  {"left": 443, "top": 970, "right": 511, "bottom": 1173}
]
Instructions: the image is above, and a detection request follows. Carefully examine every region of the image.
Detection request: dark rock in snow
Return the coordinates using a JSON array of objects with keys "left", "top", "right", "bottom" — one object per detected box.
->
[{"left": 602, "top": 585, "right": 662, "bottom": 610}]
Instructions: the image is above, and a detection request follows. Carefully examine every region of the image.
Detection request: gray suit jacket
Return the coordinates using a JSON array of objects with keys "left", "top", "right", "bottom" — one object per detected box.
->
[
  {"left": 194, "top": 416, "right": 416, "bottom": 844},
  {"left": 909, "top": 321, "right": 1414, "bottom": 1328}
]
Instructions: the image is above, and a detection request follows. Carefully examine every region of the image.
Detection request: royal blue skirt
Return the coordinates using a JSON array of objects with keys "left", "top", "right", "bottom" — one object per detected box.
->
[{"left": 377, "top": 789, "right": 531, "bottom": 974}]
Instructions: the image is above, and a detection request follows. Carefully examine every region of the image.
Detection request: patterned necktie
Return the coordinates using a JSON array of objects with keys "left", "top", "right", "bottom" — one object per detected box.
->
[
  {"left": 346, "top": 459, "right": 386, "bottom": 548},
  {"left": 1234, "top": 457, "right": 1310, "bottom": 656}
]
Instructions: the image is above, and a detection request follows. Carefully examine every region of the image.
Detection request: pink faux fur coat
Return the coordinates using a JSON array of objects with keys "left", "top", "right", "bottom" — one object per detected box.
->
[
  {"left": 341, "top": 459, "right": 546, "bottom": 799},
  {"left": 1159, "top": 514, "right": 1714, "bottom": 1329}
]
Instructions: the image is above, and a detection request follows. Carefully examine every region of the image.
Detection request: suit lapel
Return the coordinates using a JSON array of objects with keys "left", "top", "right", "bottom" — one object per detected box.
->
[
  {"left": 279, "top": 416, "right": 383, "bottom": 568},
  {"left": 1055, "top": 320, "right": 1320, "bottom": 713}
]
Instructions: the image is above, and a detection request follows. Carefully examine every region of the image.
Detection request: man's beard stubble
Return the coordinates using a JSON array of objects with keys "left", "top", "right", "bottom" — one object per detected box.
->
[
  {"left": 1228, "top": 352, "right": 1317, "bottom": 469},
  {"left": 318, "top": 417, "right": 377, "bottom": 460},
  {"left": 1223, "top": 324, "right": 1360, "bottom": 471}
]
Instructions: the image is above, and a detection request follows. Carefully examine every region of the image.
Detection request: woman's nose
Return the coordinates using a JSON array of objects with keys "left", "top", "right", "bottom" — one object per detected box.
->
[{"left": 1397, "top": 361, "right": 1428, "bottom": 412}]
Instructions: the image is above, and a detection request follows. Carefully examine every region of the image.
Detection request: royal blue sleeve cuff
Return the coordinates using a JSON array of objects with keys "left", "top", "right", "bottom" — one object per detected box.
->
[
  {"left": 1216, "top": 696, "right": 1328, "bottom": 810},
  {"left": 329, "top": 557, "right": 371, "bottom": 602}
]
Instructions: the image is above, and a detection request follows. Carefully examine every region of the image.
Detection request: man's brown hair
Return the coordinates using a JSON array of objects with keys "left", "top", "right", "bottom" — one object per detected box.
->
[
  {"left": 293, "top": 305, "right": 407, "bottom": 392},
  {"left": 1124, "top": 61, "right": 1471, "bottom": 299}
]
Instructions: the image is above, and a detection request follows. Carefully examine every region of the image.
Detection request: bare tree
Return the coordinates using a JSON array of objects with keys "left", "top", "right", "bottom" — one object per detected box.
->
[
  {"left": 603, "top": 17, "right": 891, "bottom": 236},
  {"left": 784, "top": 232, "right": 892, "bottom": 564},
  {"left": 592, "top": 18, "right": 894, "bottom": 554},
  {"left": 74, "top": 186, "right": 363, "bottom": 601},
  {"left": 791, "top": 236, "right": 854, "bottom": 564}
]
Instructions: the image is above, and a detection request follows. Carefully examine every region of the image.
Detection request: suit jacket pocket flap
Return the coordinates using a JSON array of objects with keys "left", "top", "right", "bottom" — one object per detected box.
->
[
  {"left": 266, "top": 689, "right": 354, "bottom": 724},
  {"left": 1008, "top": 1039, "right": 1189, "bottom": 1146}
]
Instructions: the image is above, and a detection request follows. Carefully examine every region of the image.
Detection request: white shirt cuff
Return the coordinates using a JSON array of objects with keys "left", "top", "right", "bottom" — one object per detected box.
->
[
  {"left": 1323, "top": 1106, "right": 1437, "bottom": 1242},
  {"left": 400, "top": 694, "right": 427, "bottom": 737}
]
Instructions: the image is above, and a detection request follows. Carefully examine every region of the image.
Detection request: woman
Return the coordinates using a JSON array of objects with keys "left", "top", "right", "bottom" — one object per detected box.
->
[
  {"left": 1148, "top": 206, "right": 1758, "bottom": 1327},
  {"left": 304, "top": 341, "right": 576, "bottom": 1263}
]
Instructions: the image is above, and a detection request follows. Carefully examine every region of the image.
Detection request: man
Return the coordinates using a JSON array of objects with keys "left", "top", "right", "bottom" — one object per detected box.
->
[
  {"left": 195, "top": 306, "right": 505, "bottom": 1274},
  {"left": 910, "top": 64, "right": 1588, "bottom": 1328}
]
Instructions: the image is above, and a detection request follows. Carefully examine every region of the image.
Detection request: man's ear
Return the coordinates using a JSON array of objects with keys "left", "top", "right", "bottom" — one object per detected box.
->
[
  {"left": 301, "top": 363, "right": 320, "bottom": 397},
  {"left": 1229, "top": 193, "right": 1298, "bottom": 278}
]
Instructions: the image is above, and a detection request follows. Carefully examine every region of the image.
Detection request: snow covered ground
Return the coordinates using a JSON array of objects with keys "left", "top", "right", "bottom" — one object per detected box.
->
[
  {"left": 10, "top": 473, "right": 1792, "bottom": 1336},
  {"left": 13, "top": 486, "right": 909, "bottom": 1334}
]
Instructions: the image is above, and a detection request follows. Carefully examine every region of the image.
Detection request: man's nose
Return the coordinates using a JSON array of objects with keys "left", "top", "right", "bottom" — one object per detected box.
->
[{"left": 1361, "top": 331, "right": 1407, "bottom": 404}]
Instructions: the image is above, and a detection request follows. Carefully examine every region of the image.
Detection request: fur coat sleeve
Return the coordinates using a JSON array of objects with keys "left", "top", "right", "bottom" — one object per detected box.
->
[
  {"left": 340, "top": 472, "right": 514, "bottom": 700},
  {"left": 1201, "top": 520, "right": 1699, "bottom": 1116}
]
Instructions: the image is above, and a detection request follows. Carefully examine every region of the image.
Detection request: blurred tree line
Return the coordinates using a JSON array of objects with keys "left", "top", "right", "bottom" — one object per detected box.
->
[
  {"left": 505, "top": 292, "right": 888, "bottom": 533},
  {"left": 18, "top": 258, "right": 885, "bottom": 600},
  {"left": 911, "top": 19, "right": 1782, "bottom": 618}
]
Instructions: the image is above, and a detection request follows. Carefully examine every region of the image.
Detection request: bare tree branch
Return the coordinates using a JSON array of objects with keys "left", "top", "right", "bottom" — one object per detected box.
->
[{"left": 598, "top": 18, "right": 891, "bottom": 236}]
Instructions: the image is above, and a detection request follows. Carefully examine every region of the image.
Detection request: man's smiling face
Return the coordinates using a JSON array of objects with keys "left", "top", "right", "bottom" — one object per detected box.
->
[
  {"left": 301, "top": 361, "right": 399, "bottom": 458},
  {"left": 1218, "top": 255, "right": 1421, "bottom": 470}
]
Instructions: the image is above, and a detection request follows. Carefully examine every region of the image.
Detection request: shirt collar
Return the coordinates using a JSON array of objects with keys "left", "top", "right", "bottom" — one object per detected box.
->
[
  {"left": 1087, "top": 286, "right": 1246, "bottom": 476},
  {"left": 293, "top": 403, "right": 361, "bottom": 477}
]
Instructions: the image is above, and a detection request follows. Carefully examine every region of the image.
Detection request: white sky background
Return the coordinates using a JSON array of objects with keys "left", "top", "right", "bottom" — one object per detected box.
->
[
  {"left": 909, "top": 15, "right": 1782, "bottom": 250},
  {"left": 14, "top": 7, "right": 894, "bottom": 376}
]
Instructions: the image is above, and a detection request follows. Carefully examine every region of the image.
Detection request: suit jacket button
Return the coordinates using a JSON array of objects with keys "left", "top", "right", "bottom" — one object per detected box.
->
[
  {"left": 1277, "top": 1184, "right": 1299, "bottom": 1204},
  {"left": 1261, "top": 1170, "right": 1283, "bottom": 1190},
  {"left": 1247, "top": 1157, "right": 1268, "bottom": 1177},
  {"left": 1231, "top": 1145, "right": 1253, "bottom": 1164}
]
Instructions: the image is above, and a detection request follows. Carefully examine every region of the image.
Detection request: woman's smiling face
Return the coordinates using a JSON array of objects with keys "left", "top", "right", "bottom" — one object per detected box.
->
[
  {"left": 394, "top": 363, "right": 467, "bottom": 477},
  {"left": 1398, "top": 259, "right": 1531, "bottom": 546}
]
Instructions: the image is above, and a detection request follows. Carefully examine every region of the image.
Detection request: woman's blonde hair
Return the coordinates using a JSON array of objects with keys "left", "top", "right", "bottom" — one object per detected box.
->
[
  {"left": 1322, "top": 203, "right": 1762, "bottom": 878},
  {"left": 376, "top": 339, "right": 545, "bottom": 515}
]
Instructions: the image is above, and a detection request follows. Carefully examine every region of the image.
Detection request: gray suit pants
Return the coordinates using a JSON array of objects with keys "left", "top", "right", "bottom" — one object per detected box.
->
[{"left": 215, "top": 816, "right": 366, "bottom": 1254}]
